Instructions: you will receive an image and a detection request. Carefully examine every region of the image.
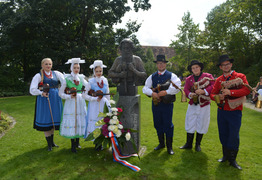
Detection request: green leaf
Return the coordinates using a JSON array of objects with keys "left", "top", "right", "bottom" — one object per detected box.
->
[
  {"left": 103, "top": 102, "right": 109, "bottom": 114},
  {"left": 85, "top": 133, "right": 95, "bottom": 141},
  {"left": 98, "top": 112, "right": 106, "bottom": 118},
  {"left": 93, "top": 128, "right": 102, "bottom": 139},
  {"left": 95, "top": 119, "right": 105, "bottom": 126}
]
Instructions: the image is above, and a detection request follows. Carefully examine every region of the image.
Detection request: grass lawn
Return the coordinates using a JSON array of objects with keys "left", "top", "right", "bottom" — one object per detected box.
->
[{"left": 0, "top": 86, "right": 261, "bottom": 180}]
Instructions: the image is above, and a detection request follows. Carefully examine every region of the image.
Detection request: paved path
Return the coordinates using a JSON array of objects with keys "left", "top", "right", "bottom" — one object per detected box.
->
[{"left": 243, "top": 100, "right": 262, "bottom": 112}]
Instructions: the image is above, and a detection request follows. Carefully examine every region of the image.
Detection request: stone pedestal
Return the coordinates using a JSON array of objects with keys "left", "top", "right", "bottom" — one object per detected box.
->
[{"left": 117, "top": 95, "right": 141, "bottom": 154}]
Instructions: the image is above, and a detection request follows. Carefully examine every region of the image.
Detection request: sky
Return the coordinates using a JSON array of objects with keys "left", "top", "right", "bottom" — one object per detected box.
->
[{"left": 115, "top": 0, "right": 227, "bottom": 46}]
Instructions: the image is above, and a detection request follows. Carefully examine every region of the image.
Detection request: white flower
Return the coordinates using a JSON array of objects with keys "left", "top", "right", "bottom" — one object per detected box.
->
[
  {"left": 111, "top": 107, "right": 118, "bottom": 112},
  {"left": 117, "top": 124, "right": 123, "bottom": 129},
  {"left": 108, "top": 125, "right": 117, "bottom": 131},
  {"left": 125, "top": 132, "right": 131, "bottom": 141},
  {"left": 106, "top": 112, "right": 113, "bottom": 117},
  {"left": 109, "top": 119, "right": 116, "bottom": 125},
  {"left": 112, "top": 116, "right": 118, "bottom": 120},
  {"left": 109, "top": 100, "right": 115, "bottom": 104},
  {"left": 113, "top": 111, "right": 118, "bottom": 115},
  {"left": 116, "top": 130, "right": 122, "bottom": 137}
]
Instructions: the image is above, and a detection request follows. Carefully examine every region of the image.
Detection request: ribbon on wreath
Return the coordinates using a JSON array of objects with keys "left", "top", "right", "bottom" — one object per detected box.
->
[{"left": 109, "top": 131, "right": 141, "bottom": 172}]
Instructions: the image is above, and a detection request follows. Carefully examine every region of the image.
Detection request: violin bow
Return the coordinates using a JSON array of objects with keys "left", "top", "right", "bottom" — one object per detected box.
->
[{"left": 46, "top": 94, "right": 55, "bottom": 130}]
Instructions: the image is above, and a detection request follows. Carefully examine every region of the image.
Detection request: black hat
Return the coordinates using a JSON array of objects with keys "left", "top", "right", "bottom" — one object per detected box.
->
[
  {"left": 154, "top": 55, "right": 168, "bottom": 63},
  {"left": 187, "top": 60, "right": 204, "bottom": 73},
  {"left": 217, "top": 54, "right": 234, "bottom": 66}
]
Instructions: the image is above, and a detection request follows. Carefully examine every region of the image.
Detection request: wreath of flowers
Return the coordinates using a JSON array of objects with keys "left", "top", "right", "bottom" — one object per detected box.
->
[{"left": 85, "top": 99, "right": 137, "bottom": 150}]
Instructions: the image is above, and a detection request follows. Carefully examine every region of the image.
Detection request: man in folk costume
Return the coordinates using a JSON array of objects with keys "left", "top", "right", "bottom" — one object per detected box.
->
[
  {"left": 83, "top": 60, "right": 111, "bottom": 151},
  {"left": 180, "top": 60, "right": 214, "bottom": 152},
  {"left": 59, "top": 58, "right": 88, "bottom": 153},
  {"left": 211, "top": 54, "right": 251, "bottom": 170},
  {"left": 143, "top": 55, "right": 181, "bottom": 155}
]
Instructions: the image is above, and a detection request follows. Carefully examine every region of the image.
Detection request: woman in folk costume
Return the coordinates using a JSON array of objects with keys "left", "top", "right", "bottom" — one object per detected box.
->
[
  {"left": 59, "top": 58, "right": 88, "bottom": 153},
  {"left": 180, "top": 60, "right": 214, "bottom": 152},
  {"left": 30, "top": 58, "right": 64, "bottom": 151},
  {"left": 83, "top": 60, "right": 111, "bottom": 150}
]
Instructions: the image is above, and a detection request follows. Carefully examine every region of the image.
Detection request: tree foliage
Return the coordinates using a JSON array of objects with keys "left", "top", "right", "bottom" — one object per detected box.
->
[{"left": 0, "top": 0, "right": 151, "bottom": 95}]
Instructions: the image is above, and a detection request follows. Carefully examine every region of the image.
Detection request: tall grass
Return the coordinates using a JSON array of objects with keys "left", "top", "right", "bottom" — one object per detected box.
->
[{"left": 0, "top": 87, "right": 261, "bottom": 179}]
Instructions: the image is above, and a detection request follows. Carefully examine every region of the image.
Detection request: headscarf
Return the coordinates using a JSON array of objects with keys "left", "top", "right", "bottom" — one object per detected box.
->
[
  {"left": 89, "top": 60, "right": 107, "bottom": 84},
  {"left": 65, "top": 58, "right": 85, "bottom": 85}
]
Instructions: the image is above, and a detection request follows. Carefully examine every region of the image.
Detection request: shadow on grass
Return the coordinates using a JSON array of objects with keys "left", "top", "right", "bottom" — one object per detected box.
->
[{"left": 215, "top": 160, "right": 241, "bottom": 179}]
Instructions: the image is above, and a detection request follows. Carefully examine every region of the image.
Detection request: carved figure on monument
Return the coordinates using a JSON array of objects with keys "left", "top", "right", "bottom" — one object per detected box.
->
[{"left": 108, "top": 39, "right": 147, "bottom": 96}]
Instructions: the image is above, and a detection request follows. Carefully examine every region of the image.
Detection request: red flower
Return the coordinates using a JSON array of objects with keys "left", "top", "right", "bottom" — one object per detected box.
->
[
  {"left": 102, "top": 124, "right": 109, "bottom": 137},
  {"left": 104, "top": 117, "right": 110, "bottom": 123},
  {"left": 117, "top": 108, "right": 123, "bottom": 112}
]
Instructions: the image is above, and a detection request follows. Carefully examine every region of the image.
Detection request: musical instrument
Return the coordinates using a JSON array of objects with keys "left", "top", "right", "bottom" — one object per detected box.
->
[
  {"left": 150, "top": 80, "right": 176, "bottom": 105},
  {"left": 214, "top": 78, "right": 252, "bottom": 109},
  {"left": 88, "top": 89, "right": 114, "bottom": 99},
  {"left": 64, "top": 87, "right": 85, "bottom": 96},
  {"left": 169, "top": 80, "right": 187, "bottom": 102}
]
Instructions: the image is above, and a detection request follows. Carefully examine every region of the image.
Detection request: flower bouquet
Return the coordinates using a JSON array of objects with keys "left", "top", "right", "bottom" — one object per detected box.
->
[{"left": 85, "top": 96, "right": 140, "bottom": 171}]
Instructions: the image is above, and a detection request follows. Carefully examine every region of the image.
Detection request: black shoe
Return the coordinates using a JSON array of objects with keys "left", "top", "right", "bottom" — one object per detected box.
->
[
  {"left": 228, "top": 149, "right": 242, "bottom": 170},
  {"left": 51, "top": 134, "right": 59, "bottom": 147},
  {"left": 195, "top": 133, "right": 203, "bottom": 152},
  {"left": 45, "top": 136, "right": 52, "bottom": 151},
  {"left": 166, "top": 137, "right": 174, "bottom": 155},
  {"left": 154, "top": 134, "right": 165, "bottom": 150},
  {"left": 154, "top": 144, "right": 165, "bottom": 150},
  {"left": 180, "top": 133, "right": 194, "bottom": 149},
  {"left": 218, "top": 146, "right": 228, "bottom": 162}
]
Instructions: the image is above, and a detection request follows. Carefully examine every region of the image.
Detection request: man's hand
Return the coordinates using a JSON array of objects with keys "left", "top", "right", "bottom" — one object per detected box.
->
[
  {"left": 152, "top": 92, "right": 159, "bottom": 99},
  {"left": 119, "top": 71, "right": 127, "bottom": 78},
  {"left": 195, "top": 89, "right": 205, "bottom": 95},
  {"left": 190, "top": 92, "right": 197, "bottom": 98},
  {"left": 128, "top": 63, "right": 136, "bottom": 72},
  {"left": 221, "top": 89, "right": 231, "bottom": 96},
  {"left": 219, "top": 94, "right": 225, "bottom": 100},
  {"left": 158, "top": 90, "right": 167, "bottom": 97}
]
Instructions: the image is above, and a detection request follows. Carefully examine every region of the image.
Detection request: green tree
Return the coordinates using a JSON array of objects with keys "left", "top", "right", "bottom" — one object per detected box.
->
[
  {"left": 0, "top": 0, "right": 151, "bottom": 94},
  {"left": 170, "top": 11, "right": 200, "bottom": 74}
]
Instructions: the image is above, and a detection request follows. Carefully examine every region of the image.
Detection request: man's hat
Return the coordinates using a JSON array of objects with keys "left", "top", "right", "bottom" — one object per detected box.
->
[
  {"left": 153, "top": 55, "right": 168, "bottom": 63},
  {"left": 217, "top": 54, "right": 234, "bottom": 66},
  {"left": 187, "top": 60, "right": 204, "bottom": 73}
]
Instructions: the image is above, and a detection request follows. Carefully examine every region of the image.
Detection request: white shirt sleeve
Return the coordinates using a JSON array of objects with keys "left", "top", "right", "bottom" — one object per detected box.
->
[
  {"left": 29, "top": 73, "right": 42, "bottom": 96},
  {"left": 82, "top": 81, "right": 98, "bottom": 101},
  {"left": 54, "top": 71, "right": 65, "bottom": 84},
  {"left": 166, "top": 73, "right": 181, "bottom": 95},
  {"left": 142, "top": 75, "right": 153, "bottom": 96},
  {"left": 58, "top": 79, "right": 71, "bottom": 100}
]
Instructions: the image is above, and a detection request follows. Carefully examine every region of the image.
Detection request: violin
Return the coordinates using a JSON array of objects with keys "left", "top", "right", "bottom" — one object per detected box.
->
[
  {"left": 38, "top": 83, "right": 50, "bottom": 93},
  {"left": 64, "top": 87, "right": 85, "bottom": 96},
  {"left": 88, "top": 89, "right": 114, "bottom": 99}
]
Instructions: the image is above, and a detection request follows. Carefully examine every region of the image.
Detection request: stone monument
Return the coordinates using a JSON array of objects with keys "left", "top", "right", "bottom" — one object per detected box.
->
[{"left": 108, "top": 39, "right": 147, "bottom": 154}]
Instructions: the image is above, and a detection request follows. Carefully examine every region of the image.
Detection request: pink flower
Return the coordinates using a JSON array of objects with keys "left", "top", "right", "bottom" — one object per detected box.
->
[
  {"left": 102, "top": 124, "right": 109, "bottom": 137},
  {"left": 117, "top": 108, "right": 123, "bottom": 112},
  {"left": 104, "top": 117, "right": 110, "bottom": 123}
]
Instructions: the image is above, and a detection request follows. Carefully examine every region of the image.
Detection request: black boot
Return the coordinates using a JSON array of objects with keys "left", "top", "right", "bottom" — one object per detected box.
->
[
  {"left": 218, "top": 146, "right": 228, "bottom": 162},
  {"left": 45, "top": 136, "right": 52, "bottom": 151},
  {"left": 51, "top": 134, "right": 59, "bottom": 148},
  {"left": 195, "top": 133, "right": 203, "bottom": 152},
  {"left": 154, "top": 134, "right": 165, "bottom": 150},
  {"left": 75, "top": 138, "right": 81, "bottom": 149},
  {"left": 71, "top": 139, "right": 77, "bottom": 153},
  {"left": 166, "top": 137, "right": 174, "bottom": 155},
  {"left": 228, "top": 149, "right": 242, "bottom": 170},
  {"left": 180, "top": 133, "right": 194, "bottom": 149}
]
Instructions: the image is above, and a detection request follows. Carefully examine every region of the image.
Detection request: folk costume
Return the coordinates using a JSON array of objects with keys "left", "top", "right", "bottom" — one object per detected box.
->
[
  {"left": 83, "top": 60, "right": 111, "bottom": 149},
  {"left": 211, "top": 55, "right": 251, "bottom": 170},
  {"left": 59, "top": 58, "right": 88, "bottom": 153},
  {"left": 143, "top": 55, "right": 181, "bottom": 155},
  {"left": 30, "top": 61, "right": 64, "bottom": 151},
  {"left": 180, "top": 60, "right": 214, "bottom": 152}
]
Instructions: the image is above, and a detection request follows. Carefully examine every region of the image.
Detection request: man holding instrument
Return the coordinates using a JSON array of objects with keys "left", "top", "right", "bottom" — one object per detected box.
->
[
  {"left": 180, "top": 60, "right": 214, "bottom": 152},
  {"left": 143, "top": 55, "right": 181, "bottom": 155},
  {"left": 210, "top": 54, "right": 251, "bottom": 170}
]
